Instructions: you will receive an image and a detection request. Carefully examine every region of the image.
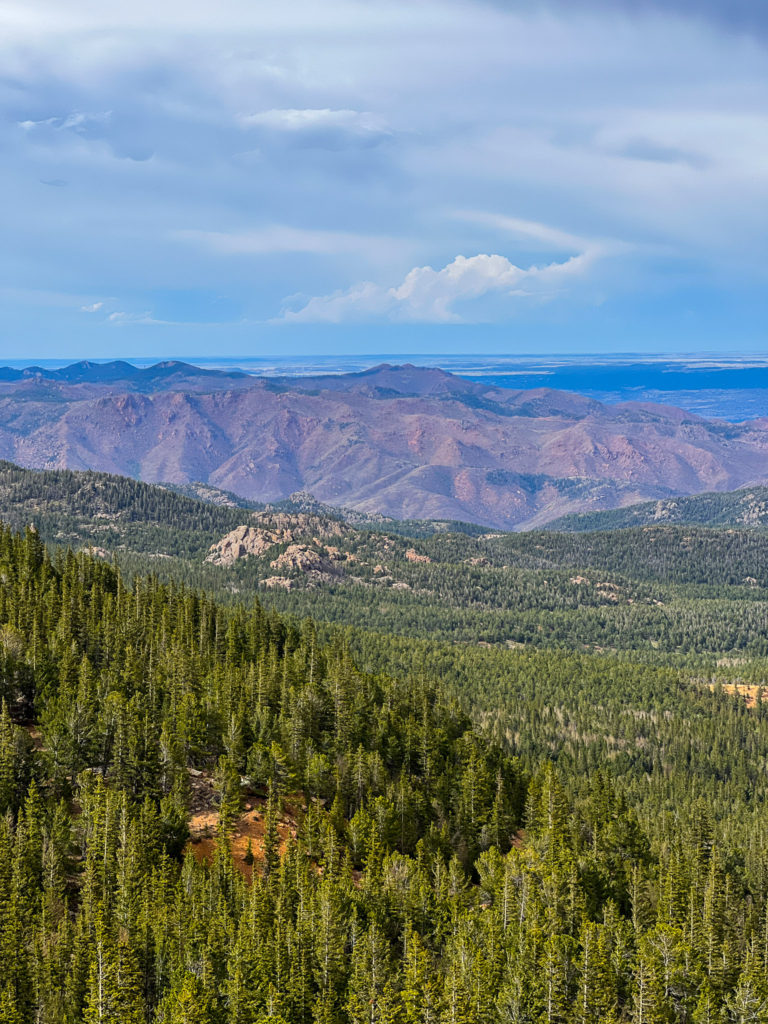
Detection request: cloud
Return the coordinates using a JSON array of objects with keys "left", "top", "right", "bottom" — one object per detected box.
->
[
  {"left": 0, "top": 287, "right": 108, "bottom": 309},
  {"left": 453, "top": 212, "right": 600, "bottom": 253},
  {"left": 1, "top": 0, "right": 767, "bottom": 352},
  {"left": 81, "top": 301, "right": 104, "bottom": 312},
  {"left": 107, "top": 310, "right": 187, "bottom": 326},
  {"left": 548, "top": 0, "right": 768, "bottom": 40},
  {"left": 18, "top": 118, "right": 56, "bottom": 131},
  {"left": 239, "top": 108, "right": 392, "bottom": 150},
  {"left": 279, "top": 248, "right": 596, "bottom": 324},
  {"left": 107, "top": 310, "right": 152, "bottom": 323},
  {"left": 18, "top": 111, "right": 110, "bottom": 133},
  {"left": 106, "top": 309, "right": 244, "bottom": 327},
  {"left": 241, "top": 108, "right": 387, "bottom": 134},
  {"left": 474, "top": 0, "right": 768, "bottom": 41},
  {"left": 278, "top": 214, "right": 611, "bottom": 323},
  {"left": 176, "top": 225, "right": 408, "bottom": 260}
]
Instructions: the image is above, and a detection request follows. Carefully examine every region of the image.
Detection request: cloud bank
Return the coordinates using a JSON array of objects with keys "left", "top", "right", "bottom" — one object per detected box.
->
[
  {"left": 281, "top": 249, "right": 596, "bottom": 323},
  {"left": 1, "top": 0, "right": 766, "bottom": 354}
]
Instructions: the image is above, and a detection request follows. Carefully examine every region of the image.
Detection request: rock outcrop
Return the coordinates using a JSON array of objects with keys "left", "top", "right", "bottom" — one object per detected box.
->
[{"left": 205, "top": 513, "right": 349, "bottom": 566}]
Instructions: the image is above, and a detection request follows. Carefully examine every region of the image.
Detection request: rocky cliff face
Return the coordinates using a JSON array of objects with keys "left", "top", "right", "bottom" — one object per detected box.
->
[
  {"left": 2, "top": 361, "right": 768, "bottom": 528},
  {"left": 205, "top": 513, "right": 349, "bottom": 565}
]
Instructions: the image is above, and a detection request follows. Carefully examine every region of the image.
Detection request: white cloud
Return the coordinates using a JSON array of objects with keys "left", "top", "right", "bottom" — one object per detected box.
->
[
  {"left": 108, "top": 310, "right": 149, "bottom": 323},
  {"left": 240, "top": 108, "right": 388, "bottom": 135},
  {"left": 81, "top": 301, "right": 104, "bottom": 312},
  {"left": 18, "top": 117, "right": 56, "bottom": 131},
  {"left": 454, "top": 211, "right": 599, "bottom": 253},
  {"left": 0, "top": 287, "right": 108, "bottom": 309},
  {"left": 176, "top": 225, "right": 408, "bottom": 260},
  {"left": 18, "top": 111, "right": 110, "bottom": 133},
  {"left": 2, "top": 0, "right": 767, "bottom": 348},
  {"left": 106, "top": 309, "right": 245, "bottom": 327},
  {"left": 279, "top": 247, "right": 596, "bottom": 324},
  {"left": 108, "top": 310, "right": 180, "bottom": 325},
  {"left": 0, "top": 1, "right": 442, "bottom": 39}
]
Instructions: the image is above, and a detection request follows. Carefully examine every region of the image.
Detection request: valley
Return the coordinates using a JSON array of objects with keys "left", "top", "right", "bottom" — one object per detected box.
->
[
  {"left": 3, "top": 457, "right": 768, "bottom": 1020},
  {"left": 7, "top": 0, "right": 766, "bottom": 1016},
  {"left": 5, "top": 0, "right": 765, "bottom": 1013}
]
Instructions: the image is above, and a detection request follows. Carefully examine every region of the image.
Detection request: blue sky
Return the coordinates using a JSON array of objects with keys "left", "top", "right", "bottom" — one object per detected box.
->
[{"left": 2, "top": 0, "right": 767, "bottom": 359}]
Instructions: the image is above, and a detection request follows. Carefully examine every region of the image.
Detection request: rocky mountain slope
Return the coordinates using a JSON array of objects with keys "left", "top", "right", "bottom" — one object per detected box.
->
[
  {"left": 6, "top": 459, "right": 768, "bottom": 656},
  {"left": 547, "top": 485, "right": 768, "bottom": 532},
  {"left": 2, "top": 360, "right": 768, "bottom": 528}
]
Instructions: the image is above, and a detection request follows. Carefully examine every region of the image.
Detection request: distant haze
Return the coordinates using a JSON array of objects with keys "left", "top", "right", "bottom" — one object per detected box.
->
[{"left": 4, "top": 354, "right": 768, "bottom": 422}]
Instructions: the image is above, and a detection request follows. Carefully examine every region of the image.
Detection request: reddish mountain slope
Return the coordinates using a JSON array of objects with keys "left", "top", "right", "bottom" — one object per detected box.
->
[{"left": 1, "top": 362, "right": 767, "bottom": 528}]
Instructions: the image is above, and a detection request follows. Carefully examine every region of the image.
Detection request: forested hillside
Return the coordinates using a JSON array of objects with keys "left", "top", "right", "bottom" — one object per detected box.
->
[
  {"left": 7, "top": 460, "right": 768, "bottom": 661},
  {"left": 549, "top": 486, "right": 768, "bottom": 532},
  {"left": 0, "top": 462, "right": 472, "bottom": 557},
  {"left": 4, "top": 525, "right": 768, "bottom": 1022}
]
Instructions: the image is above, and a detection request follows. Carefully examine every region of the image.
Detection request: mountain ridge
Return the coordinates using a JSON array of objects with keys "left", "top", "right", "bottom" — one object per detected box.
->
[
  {"left": 547, "top": 484, "right": 768, "bottom": 532},
  {"left": 2, "top": 360, "right": 768, "bottom": 528}
]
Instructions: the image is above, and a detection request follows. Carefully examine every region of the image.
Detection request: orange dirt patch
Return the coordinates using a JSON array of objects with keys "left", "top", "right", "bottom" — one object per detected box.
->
[
  {"left": 709, "top": 682, "right": 768, "bottom": 708},
  {"left": 187, "top": 797, "right": 300, "bottom": 880},
  {"left": 405, "top": 548, "right": 431, "bottom": 563}
]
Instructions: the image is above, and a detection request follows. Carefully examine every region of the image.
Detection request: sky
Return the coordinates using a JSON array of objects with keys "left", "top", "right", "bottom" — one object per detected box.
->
[{"left": 2, "top": 0, "right": 767, "bottom": 359}]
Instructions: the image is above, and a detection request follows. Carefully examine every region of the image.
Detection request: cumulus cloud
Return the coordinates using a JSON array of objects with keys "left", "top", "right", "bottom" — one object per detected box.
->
[
  {"left": 279, "top": 248, "right": 596, "bottom": 324},
  {"left": 278, "top": 213, "right": 609, "bottom": 323},
  {"left": 81, "top": 302, "right": 104, "bottom": 312}
]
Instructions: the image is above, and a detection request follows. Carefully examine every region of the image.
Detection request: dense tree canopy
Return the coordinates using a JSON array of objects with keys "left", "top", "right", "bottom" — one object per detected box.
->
[{"left": 1, "top": 522, "right": 768, "bottom": 1022}]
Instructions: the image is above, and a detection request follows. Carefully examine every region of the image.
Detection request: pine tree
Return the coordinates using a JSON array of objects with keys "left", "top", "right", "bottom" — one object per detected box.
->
[
  {"left": 401, "top": 925, "right": 442, "bottom": 1024},
  {"left": 159, "top": 974, "right": 212, "bottom": 1024}
]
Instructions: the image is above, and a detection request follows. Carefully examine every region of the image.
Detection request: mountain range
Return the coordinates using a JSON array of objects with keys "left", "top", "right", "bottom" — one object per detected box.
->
[{"left": 2, "top": 359, "right": 768, "bottom": 528}]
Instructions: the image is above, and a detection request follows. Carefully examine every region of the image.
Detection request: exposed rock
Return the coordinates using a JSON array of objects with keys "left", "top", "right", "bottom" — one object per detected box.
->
[
  {"left": 206, "top": 525, "right": 280, "bottom": 566},
  {"left": 206, "top": 513, "right": 350, "bottom": 566},
  {"left": 85, "top": 546, "right": 110, "bottom": 559},
  {"left": 250, "top": 511, "right": 349, "bottom": 543},
  {"left": 405, "top": 548, "right": 431, "bottom": 563},
  {"left": 596, "top": 582, "right": 620, "bottom": 601},
  {"left": 269, "top": 543, "right": 342, "bottom": 576}
]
